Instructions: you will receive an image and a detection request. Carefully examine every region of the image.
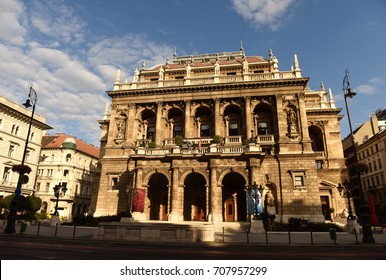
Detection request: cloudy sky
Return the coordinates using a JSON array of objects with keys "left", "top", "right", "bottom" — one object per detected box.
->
[{"left": 1, "top": 0, "right": 385, "bottom": 146}]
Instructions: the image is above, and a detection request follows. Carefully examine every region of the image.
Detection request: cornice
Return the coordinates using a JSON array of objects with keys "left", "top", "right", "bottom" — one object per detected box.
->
[{"left": 107, "top": 78, "right": 309, "bottom": 98}]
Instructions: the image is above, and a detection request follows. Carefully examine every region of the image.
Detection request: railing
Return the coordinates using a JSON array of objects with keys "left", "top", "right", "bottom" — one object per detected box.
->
[
  {"left": 224, "top": 136, "right": 242, "bottom": 145},
  {"left": 164, "top": 137, "right": 213, "bottom": 146},
  {"left": 145, "top": 148, "right": 171, "bottom": 156},
  {"left": 215, "top": 146, "right": 244, "bottom": 154},
  {"left": 314, "top": 151, "right": 325, "bottom": 158},
  {"left": 256, "top": 134, "right": 275, "bottom": 144},
  {"left": 116, "top": 71, "right": 299, "bottom": 91}
]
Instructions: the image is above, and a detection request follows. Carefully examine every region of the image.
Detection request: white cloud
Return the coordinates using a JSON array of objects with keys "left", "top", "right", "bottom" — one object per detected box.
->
[
  {"left": 87, "top": 33, "right": 174, "bottom": 82},
  {"left": 231, "top": 0, "right": 296, "bottom": 30},
  {"left": 30, "top": 0, "right": 87, "bottom": 45},
  {"left": 355, "top": 77, "right": 383, "bottom": 95},
  {"left": 0, "top": 0, "right": 27, "bottom": 46},
  {"left": 0, "top": 1, "right": 176, "bottom": 146}
]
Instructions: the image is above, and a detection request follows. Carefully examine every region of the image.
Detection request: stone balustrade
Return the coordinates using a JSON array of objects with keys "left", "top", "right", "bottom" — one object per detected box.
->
[{"left": 115, "top": 72, "right": 298, "bottom": 91}]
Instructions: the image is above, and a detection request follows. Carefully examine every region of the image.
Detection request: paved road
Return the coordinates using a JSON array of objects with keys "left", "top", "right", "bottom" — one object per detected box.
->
[
  {"left": 1, "top": 223, "right": 386, "bottom": 260},
  {"left": 1, "top": 234, "right": 386, "bottom": 260}
]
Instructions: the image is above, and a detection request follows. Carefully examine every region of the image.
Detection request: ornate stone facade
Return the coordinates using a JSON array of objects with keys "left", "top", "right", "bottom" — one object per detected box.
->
[{"left": 93, "top": 49, "right": 347, "bottom": 224}]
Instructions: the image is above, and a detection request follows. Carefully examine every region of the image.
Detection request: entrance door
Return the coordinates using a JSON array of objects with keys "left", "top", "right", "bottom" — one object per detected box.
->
[
  {"left": 225, "top": 197, "right": 235, "bottom": 222},
  {"left": 320, "top": 196, "right": 331, "bottom": 220}
]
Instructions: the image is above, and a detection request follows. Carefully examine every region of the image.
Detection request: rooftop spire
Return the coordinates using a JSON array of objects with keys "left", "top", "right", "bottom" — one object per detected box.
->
[
  {"left": 103, "top": 102, "right": 110, "bottom": 120},
  {"left": 293, "top": 54, "right": 301, "bottom": 77},
  {"left": 328, "top": 88, "right": 336, "bottom": 108},
  {"left": 113, "top": 69, "right": 121, "bottom": 90}
]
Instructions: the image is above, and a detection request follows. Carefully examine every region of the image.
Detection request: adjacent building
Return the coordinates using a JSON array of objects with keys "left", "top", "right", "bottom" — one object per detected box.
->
[
  {"left": 0, "top": 96, "right": 52, "bottom": 200},
  {"left": 35, "top": 133, "right": 100, "bottom": 219},
  {"left": 93, "top": 48, "right": 348, "bottom": 224},
  {"left": 343, "top": 109, "right": 386, "bottom": 212}
]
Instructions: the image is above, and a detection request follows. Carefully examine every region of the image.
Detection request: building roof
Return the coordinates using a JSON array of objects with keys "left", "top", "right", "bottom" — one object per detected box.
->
[{"left": 42, "top": 133, "right": 100, "bottom": 158}]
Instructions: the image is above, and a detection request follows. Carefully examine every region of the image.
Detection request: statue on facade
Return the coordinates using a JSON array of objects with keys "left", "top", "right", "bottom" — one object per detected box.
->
[
  {"left": 265, "top": 190, "right": 275, "bottom": 207},
  {"left": 132, "top": 68, "right": 139, "bottom": 83},
  {"left": 116, "top": 117, "right": 126, "bottom": 139},
  {"left": 214, "top": 60, "right": 220, "bottom": 76},
  {"left": 159, "top": 67, "right": 164, "bottom": 80},
  {"left": 286, "top": 107, "right": 298, "bottom": 134},
  {"left": 186, "top": 63, "right": 191, "bottom": 78}
]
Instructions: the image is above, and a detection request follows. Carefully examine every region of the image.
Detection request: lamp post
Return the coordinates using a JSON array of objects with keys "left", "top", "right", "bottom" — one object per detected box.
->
[
  {"left": 337, "top": 181, "right": 354, "bottom": 220},
  {"left": 342, "top": 69, "right": 374, "bottom": 243},
  {"left": 53, "top": 183, "right": 67, "bottom": 216},
  {"left": 4, "top": 85, "right": 37, "bottom": 234}
]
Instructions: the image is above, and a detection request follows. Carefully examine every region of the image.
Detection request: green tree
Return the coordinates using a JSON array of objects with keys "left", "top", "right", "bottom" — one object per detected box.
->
[
  {"left": 212, "top": 135, "right": 223, "bottom": 144},
  {"left": 174, "top": 135, "right": 184, "bottom": 146},
  {"left": 27, "top": 195, "right": 42, "bottom": 213}
]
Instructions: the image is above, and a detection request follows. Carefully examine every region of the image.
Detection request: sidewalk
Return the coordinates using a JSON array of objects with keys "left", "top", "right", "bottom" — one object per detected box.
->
[{"left": 1, "top": 222, "right": 386, "bottom": 246}]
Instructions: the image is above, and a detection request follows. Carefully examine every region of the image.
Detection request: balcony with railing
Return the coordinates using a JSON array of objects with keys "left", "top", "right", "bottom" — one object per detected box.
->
[{"left": 115, "top": 71, "right": 298, "bottom": 91}]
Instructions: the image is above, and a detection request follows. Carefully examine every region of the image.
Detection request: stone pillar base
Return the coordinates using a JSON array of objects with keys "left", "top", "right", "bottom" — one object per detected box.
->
[
  {"left": 208, "top": 213, "right": 223, "bottom": 224},
  {"left": 49, "top": 215, "right": 60, "bottom": 227},
  {"left": 168, "top": 212, "right": 183, "bottom": 222},
  {"left": 345, "top": 219, "right": 360, "bottom": 234},
  {"left": 250, "top": 219, "right": 265, "bottom": 233}
]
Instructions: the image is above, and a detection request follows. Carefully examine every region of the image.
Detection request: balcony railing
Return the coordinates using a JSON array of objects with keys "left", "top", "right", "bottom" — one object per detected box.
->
[
  {"left": 116, "top": 71, "right": 299, "bottom": 91},
  {"left": 136, "top": 143, "right": 263, "bottom": 156},
  {"left": 256, "top": 134, "right": 275, "bottom": 144}
]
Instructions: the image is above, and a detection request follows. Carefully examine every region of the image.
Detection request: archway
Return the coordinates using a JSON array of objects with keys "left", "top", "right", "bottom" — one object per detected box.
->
[
  {"left": 184, "top": 173, "right": 206, "bottom": 221},
  {"left": 308, "top": 125, "right": 325, "bottom": 152},
  {"left": 148, "top": 173, "right": 169, "bottom": 220},
  {"left": 222, "top": 172, "right": 247, "bottom": 221}
]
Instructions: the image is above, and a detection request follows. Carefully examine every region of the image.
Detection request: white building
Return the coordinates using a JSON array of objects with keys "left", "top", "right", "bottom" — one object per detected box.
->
[
  {"left": 0, "top": 96, "right": 52, "bottom": 200},
  {"left": 35, "top": 134, "right": 100, "bottom": 219}
]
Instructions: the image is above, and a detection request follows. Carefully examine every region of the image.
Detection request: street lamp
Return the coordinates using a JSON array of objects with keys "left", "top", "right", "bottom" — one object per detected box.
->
[
  {"left": 343, "top": 69, "right": 374, "bottom": 243},
  {"left": 53, "top": 183, "right": 67, "bottom": 216},
  {"left": 337, "top": 181, "right": 354, "bottom": 220},
  {"left": 4, "top": 84, "right": 38, "bottom": 234}
]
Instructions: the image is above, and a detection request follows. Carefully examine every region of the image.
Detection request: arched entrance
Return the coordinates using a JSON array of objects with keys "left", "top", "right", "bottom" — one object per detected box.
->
[
  {"left": 184, "top": 173, "right": 206, "bottom": 221},
  {"left": 148, "top": 173, "right": 168, "bottom": 220},
  {"left": 222, "top": 172, "right": 247, "bottom": 222}
]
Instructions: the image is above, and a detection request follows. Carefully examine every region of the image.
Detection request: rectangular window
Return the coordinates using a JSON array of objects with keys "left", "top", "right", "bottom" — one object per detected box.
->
[
  {"left": 8, "top": 144, "right": 16, "bottom": 157},
  {"left": 229, "top": 123, "right": 238, "bottom": 136},
  {"left": 147, "top": 127, "right": 155, "bottom": 141},
  {"left": 2, "top": 167, "right": 11, "bottom": 181},
  {"left": 258, "top": 122, "right": 268, "bottom": 135},
  {"left": 173, "top": 125, "right": 182, "bottom": 137},
  {"left": 45, "top": 183, "right": 50, "bottom": 192},
  {"left": 24, "top": 150, "right": 31, "bottom": 162},
  {"left": 200, "top": 124, "right": 210, "bottom": 137},
  {"left": 63, "top": 170, "right": 69, "bottom": 177},
  {"left": 36, "top": 182, "right": 40, "bottom": 192},
  {"left": 291, "top": 170, "right": 306, "bottom": 189},
  {"left": 315, "top": 160, "right": 323, "bottom": 169},
  {"left": 294, "top": 176, "right": 304, "bottom": 186}
]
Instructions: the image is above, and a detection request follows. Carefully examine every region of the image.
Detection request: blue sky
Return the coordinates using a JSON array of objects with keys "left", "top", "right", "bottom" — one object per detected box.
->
[{"left": 1, "top": 0, "right": 385, "bottom": 146}]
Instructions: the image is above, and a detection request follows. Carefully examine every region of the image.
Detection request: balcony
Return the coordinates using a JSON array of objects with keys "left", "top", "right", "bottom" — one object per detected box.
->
[{"left": 115, "top": 71, "right": 298, "bottom": 91}]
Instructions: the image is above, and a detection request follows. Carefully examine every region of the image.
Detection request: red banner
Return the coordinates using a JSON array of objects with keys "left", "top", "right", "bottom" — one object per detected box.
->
[
  {"left": 368, "top": 195, "right": 379, "bottom": 226},
  {"left": 132, "top": 189, "right": 145, "bottom": 212}
]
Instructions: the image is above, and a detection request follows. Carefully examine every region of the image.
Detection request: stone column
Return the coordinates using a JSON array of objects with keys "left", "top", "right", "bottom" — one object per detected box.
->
[
  {"left": 168, "top": 165, "right": 183, "bottom": 221},
  {"left": 214, "top": 98, "right": 221, "bottom": 136},
  {"left": 169, "top": 119, "right": 174, "bottom": 139},
  {"left": 297, "top": 93, "right": 312, "bottom": 152},
  {"left": 224, "top": 116, "right": 229, "bottom": 137},
  {"left": 275, "top": 95, "right": 286, "bottom": 142},
  {"left": 155, "top": 102, "right": 163, "bottom": 146},
  {"left": 184, "top": 100, "right": 191, "bottom": 138},
  {"left": 245, "top": 97, "right": 251, "bottom": 139},
  {"left": 209, "top": 159, "right": 222, "bottom": 223}
]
